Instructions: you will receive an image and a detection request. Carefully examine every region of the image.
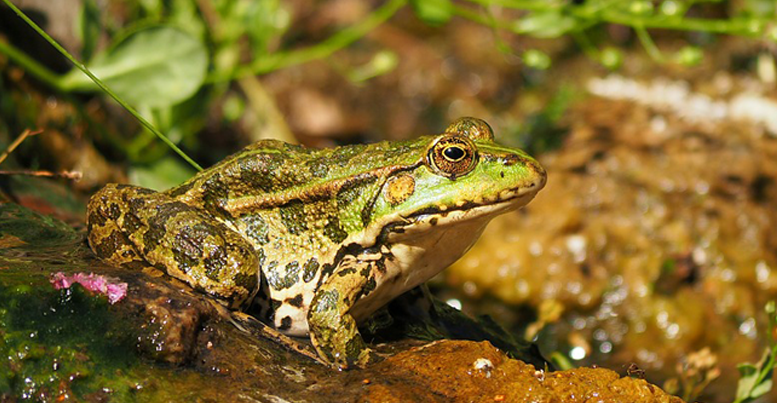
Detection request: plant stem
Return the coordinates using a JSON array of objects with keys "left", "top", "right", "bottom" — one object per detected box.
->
[
  {"left": 459, "top": 0, "right": 766, "bottom": 37},
  {"left": 464, "top": 0, "right": 562, "bottom": 12},
  {"left": 634, "top": 25, "right": 664, "bottom": 62},
  {"left": 1, "top": 0, "right": 203, "bottom": 171},
  {"left": 599, "top": 11, "right": 763, "bottom": 36},
  {"left": 211, "top": 0, "right": 407, "bottom": 82}
]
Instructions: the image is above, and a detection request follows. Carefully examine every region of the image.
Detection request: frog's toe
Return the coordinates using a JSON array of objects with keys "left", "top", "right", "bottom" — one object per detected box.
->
[{"left": 332, "top": 346, "right": 376, "bottom": 370}]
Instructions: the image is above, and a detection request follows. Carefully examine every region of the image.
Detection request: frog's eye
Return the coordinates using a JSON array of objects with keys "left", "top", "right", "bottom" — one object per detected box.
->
[{"left": 426, "top": 135, "right": 478, "bottom": 179}]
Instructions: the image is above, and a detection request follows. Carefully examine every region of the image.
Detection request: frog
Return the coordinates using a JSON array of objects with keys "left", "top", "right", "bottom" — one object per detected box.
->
[{"left": 86, "top": 117, "right": 546, "bottom": 369}]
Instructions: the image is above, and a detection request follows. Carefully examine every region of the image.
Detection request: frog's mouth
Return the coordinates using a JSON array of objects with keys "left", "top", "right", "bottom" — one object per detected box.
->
[{"left": 385, "top": 181, "right": 545, "bottom": 239}]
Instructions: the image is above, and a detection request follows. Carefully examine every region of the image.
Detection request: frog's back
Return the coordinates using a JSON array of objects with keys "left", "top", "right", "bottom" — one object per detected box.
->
[{"left": 167, "top": 139, "right": 424, "bottom": 214}]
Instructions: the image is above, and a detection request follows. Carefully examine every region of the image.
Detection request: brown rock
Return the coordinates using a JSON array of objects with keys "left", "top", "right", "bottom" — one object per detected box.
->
[{"left": 359, "top": 340, "right": 683, "bottom": 403}]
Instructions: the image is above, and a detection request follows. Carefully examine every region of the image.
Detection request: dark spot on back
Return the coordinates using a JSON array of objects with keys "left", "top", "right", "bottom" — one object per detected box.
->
[
  {"left": 123, "top": 212, "right": 143, "bottom": 233},
  {"left": 279, "top": 200, "right": 307, "bottom": 235},
  {"left": 92, "top": 230, "right": 129, "bottom": 260},
  {"left": 202, "top": 243, "right": 229, "bottom": 281},
  {"left": 106, "top": 203, "right": 121, "bottom": 220},
  {"left": 87, "top": 210, "right": 106, "bottom": 231},
  {"left": 143, "top": 201, "right": 193, "bottom": 255},
  {"left": 266, "top": 260, "right": 301, "bottom": 291},
  {"left": 324, "top": 215, "right": 348, "bottom": 244},
  {"left": 172, "top": 222, "right": 215, "bottom": 275},
  {"left": 243, "top": 214, "right": 270, "bottom": 245},
  {"left": 168, "top": 181, "right": 194, "bottom": 198},
  {"left": 306, "top": 159, "right": 330, "bottom": 178},
  {"left": 200, "top": 173, "right": 230, "bottom": 217},
  {"left": 337, "top": 267, "right": 357, "bottom": 277},
  {"left": 303, "top": 258, "right": 320, "bottom": 283},
  {"left": 238, "top": 153, "right": 284, "bottom": 193},
  {"left": 330, "top": 143, "right": 369, "bottom": 165},
  {"left": 312, "top": 289, "right": 339, "bottom": 313}
]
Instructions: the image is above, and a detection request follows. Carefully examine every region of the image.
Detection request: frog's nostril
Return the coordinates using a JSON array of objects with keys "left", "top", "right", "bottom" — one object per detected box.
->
[{"left": 501, "top": 155, "right": 521, "bottom": 166}]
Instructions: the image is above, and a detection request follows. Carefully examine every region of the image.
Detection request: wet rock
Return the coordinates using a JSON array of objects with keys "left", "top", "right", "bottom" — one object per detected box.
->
[{"left": 360, "top": 340, "right": 684, "bottom": 403}]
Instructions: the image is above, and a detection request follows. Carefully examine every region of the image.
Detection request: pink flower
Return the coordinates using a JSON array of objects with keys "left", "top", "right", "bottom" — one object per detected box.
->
[{"left": 50, "top": 272, "right": 128, "bottom": 304}]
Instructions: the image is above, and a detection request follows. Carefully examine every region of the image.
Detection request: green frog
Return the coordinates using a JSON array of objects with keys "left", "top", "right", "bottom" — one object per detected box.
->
[{"left": 86, "top": 117, "right": 546, "bottom": 369}]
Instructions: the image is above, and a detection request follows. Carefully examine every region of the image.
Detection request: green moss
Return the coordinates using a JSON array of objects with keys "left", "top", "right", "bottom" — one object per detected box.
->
[{"left": 0, "top": 283, "right": 138, "bottom": 400}]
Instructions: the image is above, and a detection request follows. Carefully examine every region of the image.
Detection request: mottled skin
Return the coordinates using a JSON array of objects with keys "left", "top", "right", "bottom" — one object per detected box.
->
[{"left": 86, "top": 117, "right": 546, "bottom": 369}]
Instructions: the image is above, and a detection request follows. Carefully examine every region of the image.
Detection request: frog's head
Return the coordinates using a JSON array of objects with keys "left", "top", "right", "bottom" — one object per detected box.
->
[
  {"left": 345, "top": 117, "right": 546, "bottom": 321},
  {"left": 367, "top": 117, "right": 546, "bottom": 244}
]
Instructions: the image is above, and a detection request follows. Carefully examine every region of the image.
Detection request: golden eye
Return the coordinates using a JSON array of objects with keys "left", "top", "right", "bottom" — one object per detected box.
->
[
  {"left": 426, "top": 135, "right": 478, "bottom": 179},
  {"left": 442, "top": 145, "right": 466, "bottom": 162}
]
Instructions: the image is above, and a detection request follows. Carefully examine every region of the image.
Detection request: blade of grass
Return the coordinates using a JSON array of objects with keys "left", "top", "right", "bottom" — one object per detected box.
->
[{"left": 1, "top": 0, "right": 203, "bottom": 171}]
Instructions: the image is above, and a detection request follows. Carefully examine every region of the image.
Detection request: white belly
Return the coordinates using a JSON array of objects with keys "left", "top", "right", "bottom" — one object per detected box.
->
[{"left": 349, "top": 216, "right": 491, "bottom": 322}]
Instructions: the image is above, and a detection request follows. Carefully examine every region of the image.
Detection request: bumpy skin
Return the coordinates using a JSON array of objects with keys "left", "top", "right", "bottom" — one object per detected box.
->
[{"left": 86, "top": 117, "right": 546, "bottom": 369}]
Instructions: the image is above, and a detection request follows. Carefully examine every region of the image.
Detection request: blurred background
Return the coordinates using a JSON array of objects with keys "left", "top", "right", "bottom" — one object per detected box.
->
[{"left": 2, "top": 1, "right": 777, "bottom": 401}]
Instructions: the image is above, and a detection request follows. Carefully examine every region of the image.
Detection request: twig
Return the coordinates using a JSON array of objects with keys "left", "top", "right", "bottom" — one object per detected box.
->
[
  {"left": 0, "top": 170, "right": 82, "bottom": 181},
  {"left": 0, "top": 129, "right": 42, "bottom": 166}
]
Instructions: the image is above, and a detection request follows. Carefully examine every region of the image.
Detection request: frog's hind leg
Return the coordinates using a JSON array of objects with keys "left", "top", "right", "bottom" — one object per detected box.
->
[
  {"left": 87, "top": 184, "right": 155, "bottom": 269},
  {"left": 87, "top": 183, "right": 260, "bottom": 309}
]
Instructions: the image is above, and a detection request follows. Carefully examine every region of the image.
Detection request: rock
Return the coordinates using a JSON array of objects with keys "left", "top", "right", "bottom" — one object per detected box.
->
[{"left": 360, "top": 340, "right": 684, "bottom": 403}]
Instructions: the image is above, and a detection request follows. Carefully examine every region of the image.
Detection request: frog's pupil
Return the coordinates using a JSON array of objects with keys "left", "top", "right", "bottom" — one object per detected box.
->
[{"left": 444, "top": 146, "right": 465, "bottom": 161}]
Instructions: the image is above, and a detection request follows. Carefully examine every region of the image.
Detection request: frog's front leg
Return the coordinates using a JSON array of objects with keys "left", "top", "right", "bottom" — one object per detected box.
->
[
  {"left": 87, "top": 183, "right": 259, "bottom": 308},
  {"left": 308, "top": 256, "right": 376, "bottom": 370}
]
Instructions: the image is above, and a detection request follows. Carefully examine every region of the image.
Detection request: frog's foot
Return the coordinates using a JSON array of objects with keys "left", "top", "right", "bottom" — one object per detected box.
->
[{"left": 227, "top": 310, "right": 327, "bottom": 366}]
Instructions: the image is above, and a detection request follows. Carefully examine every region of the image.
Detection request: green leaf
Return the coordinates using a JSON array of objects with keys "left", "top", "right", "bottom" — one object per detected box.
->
[
  {"left": 735, "top": 348, "right": 776, "bottom": 402},
  {"left": 129, "top": 156, "right": 196, "bottom": 191},
  {"left": 243, "top": 0, "right": 291, "bottom": 54},
  {"left": 750, "top": 378, "right": 773, "bottom": 398},
  {"left": 736, "top": 362, "right": 759, "bottom": 400},
  {"left": 59, "top": 26, "right": 207, "bottom": 108},
  {"left": 514, "top": 11, "right": 576, "bottom": 38},
  {"left": 346, "top": 50, "right": 399, "bottom": 82},
  {"left": 77, "top": 0, "right": 101, "bottom": 60},
  {"left": 740, "top": 0, "right": 776, "bottom": 16},
  {"left": 600, "top": 47, "right": 623, "bottom": 70},
  {"left": 628, "top": 0, "right": 654, "bottom": 16},
  {"left": 522, "top": 49, "right": 551, "bottom": 70},
  {"left": 410, "top": 0, "right": 453, "bottom": 26},
  {"left": 675, "top": 46, "right": 703, "bottom": 66}
]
